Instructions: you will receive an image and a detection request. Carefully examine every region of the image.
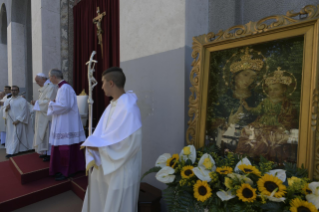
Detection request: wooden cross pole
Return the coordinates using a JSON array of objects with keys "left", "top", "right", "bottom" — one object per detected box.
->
[{"left": 93, "top": 7, "right": 106, "bottom": 57}]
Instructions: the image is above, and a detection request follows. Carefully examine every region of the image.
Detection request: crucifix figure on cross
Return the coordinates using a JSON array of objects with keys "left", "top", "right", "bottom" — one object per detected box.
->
[{"left": 93, "top": 7, "right": 106, "bottom": 57}]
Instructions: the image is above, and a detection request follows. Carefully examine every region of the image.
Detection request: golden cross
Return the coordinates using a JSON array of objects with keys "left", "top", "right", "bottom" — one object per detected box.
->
[{"left": 93, "top": 7, "right": 106, "bottom": 57}]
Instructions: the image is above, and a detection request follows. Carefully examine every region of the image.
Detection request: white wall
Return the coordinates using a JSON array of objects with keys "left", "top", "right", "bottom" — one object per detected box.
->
[
  {"left": 120, "top": 2, "right": 210, "bottom": 208},
  {"left": 120, "top": 1, "right": 187, "bottom": 195}
]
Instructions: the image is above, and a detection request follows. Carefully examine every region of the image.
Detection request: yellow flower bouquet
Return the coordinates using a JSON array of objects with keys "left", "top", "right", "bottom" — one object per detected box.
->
[{"left": 142, "top": 144, "right": 319, "bottom": 212}]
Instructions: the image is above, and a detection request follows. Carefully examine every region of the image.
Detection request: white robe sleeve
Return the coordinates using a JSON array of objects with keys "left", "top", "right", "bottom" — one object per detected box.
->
[
  {"left": 48, "top": 87, "right": 74, "bottom": 115},
  {"left": 16, "top": 99, "right": 29, "bottom": 124},
  {"left": 38, "top": 85, "right": 57, "bottom": 113},
  {"left": 99, "top": 128, "right": 142, "bottom": 176}
]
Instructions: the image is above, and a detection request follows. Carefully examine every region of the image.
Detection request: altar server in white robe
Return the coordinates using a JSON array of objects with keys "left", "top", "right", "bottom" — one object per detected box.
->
[
  {"left": 0, "top": 86, "right": 12, "bottom": 145},
  {"left": 32, "top": 73, "right": 58, "bottom": 162},
  {"left": 48, "top": 69, "right": 86, "bottom": 181},
  {"left": 0, "top": 91, "right": 6, "bottom": 145},
  {"left": 81, "top": 67, "right": 142, "bottom": 212},
  {"left": 3, "top": 86, "right": 33, "bottom": 158}
]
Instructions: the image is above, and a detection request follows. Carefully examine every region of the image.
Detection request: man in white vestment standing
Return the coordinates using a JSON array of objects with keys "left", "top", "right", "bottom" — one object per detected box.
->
[
  {"left": 0, "top": 86, "right": 12, "bottom": 145},
  {"left": 0, "top": 91, "right": 6, "bottom": 146},
  {"left": 3, "top": 86, "right": 33, "bottom": 158},
  {"left": 81, "top": 67, "right": 142, "bottom": 212},
  {"left": 47, "top": 69, "right": 86, "bottom": 181},
  {"left": 32, "top": 73, "right": 58, "bottom": 162}
]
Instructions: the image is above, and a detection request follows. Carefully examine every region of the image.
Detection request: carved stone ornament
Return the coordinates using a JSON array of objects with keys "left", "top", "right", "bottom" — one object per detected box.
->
[{"left": 186, "top": 5, "right": 319, "bottom": 180}]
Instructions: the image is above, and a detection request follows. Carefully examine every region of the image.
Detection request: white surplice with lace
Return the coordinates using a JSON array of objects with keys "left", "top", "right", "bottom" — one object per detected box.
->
[{"left": 47, "top": 83, "right": 86, "bottom": 146}]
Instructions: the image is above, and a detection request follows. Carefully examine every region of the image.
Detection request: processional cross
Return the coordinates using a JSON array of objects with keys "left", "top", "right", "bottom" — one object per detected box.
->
[{"left": 93, "top": 7, "right": 106, "bottom": 57}]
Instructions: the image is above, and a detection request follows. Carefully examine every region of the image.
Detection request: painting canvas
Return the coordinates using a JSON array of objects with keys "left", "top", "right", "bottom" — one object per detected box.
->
[{"left": 205, "top": 36, "right": 304, "bottom": 164}]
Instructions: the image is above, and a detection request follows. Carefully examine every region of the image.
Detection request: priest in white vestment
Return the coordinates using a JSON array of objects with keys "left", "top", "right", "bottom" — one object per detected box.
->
[
  {"left": 3, "top": 86, "right": 33, "bottom": 158},
  {"left": 32, "top": 73, "right": 58, "bottom": 162},
  {"left": 0, "top": 92, "right": 6, "bottom": 145},
  {"left": 47, "top": 69, "right": 86, "bottom": 181},
  {"left": 81, "top": 67, "right": 142, "bottom": 212},
  {"left": 0, "top": 86, "right": 12, "bottom": 145}
]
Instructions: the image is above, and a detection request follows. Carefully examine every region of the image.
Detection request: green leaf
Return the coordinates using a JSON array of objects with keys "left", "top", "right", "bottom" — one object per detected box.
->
[
  {"left": 260, "top": 202, "right": 284, "bottom": 212},
  {"left": 140, "top": 166, "right": 161, "bottom": 181}
]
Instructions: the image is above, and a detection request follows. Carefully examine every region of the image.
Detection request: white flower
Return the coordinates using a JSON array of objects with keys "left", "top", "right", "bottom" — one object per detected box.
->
[
  {"left": 193, "top": 167, "right": 211, "bottom": 182},
  {"left": 306, "top": 182, "right": 319, "bottom": 209},
  {"left": 266, "top": 169, "right": 286, "bottom": 183},
  {"left": 234, "top": 157, "right": 251, "bottom": 172},
  {"left": 193, "top": 153, "right": 216, "bottom": 182},
  {"left": 155, "top": 153, "right": 171, "bottom": 168},
  {"left": 261, "top": 188, "right": 285, "bottom": 202},
  {"left": 155, "top": 166, "right": 176, "bottom": 184},
  {"left": 216, "top": 190, "right": 236, "bottom": 201},
  {"left": 227, "top": 173, "right": 253, "bottom": 186},
  {"left": 179, "top": 145, "right": 196, "bottom": 164}
]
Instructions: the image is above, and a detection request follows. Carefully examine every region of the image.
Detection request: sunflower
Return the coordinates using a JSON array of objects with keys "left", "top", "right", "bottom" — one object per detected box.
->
[
  {"left": 193, "top": 180, "right": 212, "bottom": 202},
  {"left": 216, "top": 166, "right": 233, "bottom": 175},
  {"left": 181, "top": 166, "right": 194, "bottom": 179},
  {"left": 166, "top": 154, "right": 179, "bottom": 168},
  {"left": 236, "top": 183, "right": 257, "bottom": 203},
  {"left": 238, "top": 164, "right": 261, "bottom": 176},
  {"left": 302, "top": 183, "right": 313, "bottom": 195},
  {"left": 290, "top": 198, "right": 317, "bottom": 212},
  {"left": 257, "top": 174, "right": 286, "bottom": 198}
]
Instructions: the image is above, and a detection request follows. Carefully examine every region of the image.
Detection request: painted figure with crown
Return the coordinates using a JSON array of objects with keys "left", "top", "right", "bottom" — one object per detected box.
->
[
  {"left": 236, "top": 67, "right": 298, "bottom": 162},
  {"left": 210, "top": 48, "right": 266, "bottom": 146}
]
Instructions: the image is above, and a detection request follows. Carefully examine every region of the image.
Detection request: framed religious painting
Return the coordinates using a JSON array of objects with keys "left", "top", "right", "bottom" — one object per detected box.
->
[{"left": 186, "top": 5, "right": 319, "bottom": 179}]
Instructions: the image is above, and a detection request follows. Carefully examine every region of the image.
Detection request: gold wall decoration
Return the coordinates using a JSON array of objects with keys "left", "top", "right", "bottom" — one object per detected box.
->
[{"left": 187, "top": 5, "right": 319, "bottom": 180}]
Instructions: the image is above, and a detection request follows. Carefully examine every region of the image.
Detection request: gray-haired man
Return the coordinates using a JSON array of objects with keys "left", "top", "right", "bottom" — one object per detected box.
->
[
  {"left": 47, "top": 69, "right": 86, "bottom": 181},
  {"left": 32, "top": 73, "right": 58, "bottom": 162}
]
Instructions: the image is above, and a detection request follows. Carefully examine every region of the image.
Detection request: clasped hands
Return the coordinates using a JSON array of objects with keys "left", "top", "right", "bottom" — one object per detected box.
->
[
  {"left": 5, "top": 104, "right": 10, "bottom": 112},
  {"left": 13, "top": 120, "right": 20, "bottom": 126}
]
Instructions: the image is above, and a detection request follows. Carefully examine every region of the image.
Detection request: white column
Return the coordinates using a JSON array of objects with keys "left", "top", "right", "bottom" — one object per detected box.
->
[
  {"left": 7, "top": 22, "right": 25, "bottom": 87},
  {"left": 0, "top": 43, "right": 8, "bottom": 88},
  {"left": 31, "top": 0, "right": 61, "bottom": 77},
  {"left": 31, "top": 0, "right": 60, "bottom": 99}
]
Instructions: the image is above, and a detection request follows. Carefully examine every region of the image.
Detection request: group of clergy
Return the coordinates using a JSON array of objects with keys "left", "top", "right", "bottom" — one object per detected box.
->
[
  {"left": 0, "top": 69, "right": 85, "bottom": 181},
  {"left": 0, "top": 67, "right": 143, "bottom": 211}
]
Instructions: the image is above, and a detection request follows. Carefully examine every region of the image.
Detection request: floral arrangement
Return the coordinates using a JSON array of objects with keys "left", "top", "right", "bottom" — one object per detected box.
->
[{"left": 142, "top": 144, "right": 319, "bottom": 212}]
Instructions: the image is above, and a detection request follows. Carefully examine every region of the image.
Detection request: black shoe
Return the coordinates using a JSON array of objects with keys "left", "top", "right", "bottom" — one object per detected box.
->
[
  {"left": 43, "top": 156, "right": 50, "bottom": 162},
  {"left": 5, "top": 154, "right": 12, "bottom": 158},
  {"left": 1, "top": 144, "right": 5, "bottom": 146},
  {"left": 54, "top": 172, "right": 63, "bottom": 178},
  {"left": 39, "top": 154, "right": 47, "bottom": 158},
  {"left": 55, "top": 175, "right": 68, "bottom": 181}
]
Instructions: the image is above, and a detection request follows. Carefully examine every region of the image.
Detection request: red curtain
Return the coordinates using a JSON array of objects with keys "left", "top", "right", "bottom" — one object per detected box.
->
[{"left": 73, "top": 0, "right": 119, "bottom": 125}]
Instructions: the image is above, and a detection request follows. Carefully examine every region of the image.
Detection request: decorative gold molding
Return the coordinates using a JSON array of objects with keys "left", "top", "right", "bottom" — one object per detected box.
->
[
  {"left": 196, "top": 5, "right": 319, "bottom": 46},
  {"left": 187, "top": 4, "right": 319, "bottom": 147},
  {"left": 312, "top": 89, "right": 318, "bottom": 131},
  {"left": 315, "top": 130, "right": 319, "bottom": 180},
  {"left": 313, "top": 89, "right": 319, "bottom": 180},
  {"left": 186, "top": 35, "right": 207, "bottom": 146},
  {"left": 187, "top": 4, "right": 319, "bottom": 180}
]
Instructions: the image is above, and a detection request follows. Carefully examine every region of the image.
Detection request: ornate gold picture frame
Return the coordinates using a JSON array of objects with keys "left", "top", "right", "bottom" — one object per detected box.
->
[{"left": 186, "top": 5, "right": 319, "bottom": 179}]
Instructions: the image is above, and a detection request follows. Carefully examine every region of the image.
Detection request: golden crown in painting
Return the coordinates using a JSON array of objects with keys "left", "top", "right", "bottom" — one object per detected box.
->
[
  {"left": 229, "top": 47, "right": 264, "bottom": 73},
  {"left": 265, "top": 67, "right": 292, "bottom": 86}
]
